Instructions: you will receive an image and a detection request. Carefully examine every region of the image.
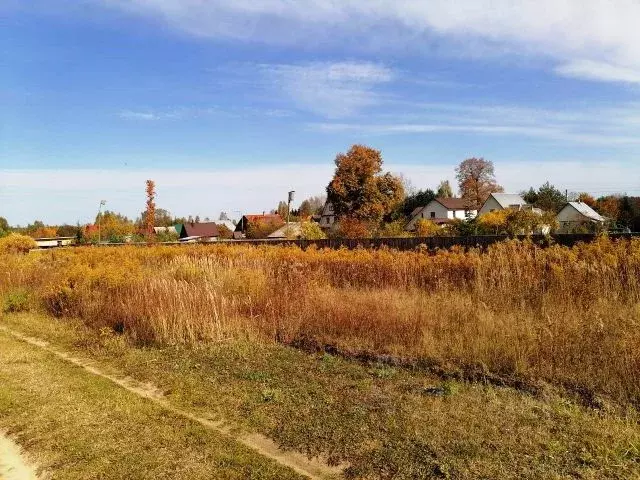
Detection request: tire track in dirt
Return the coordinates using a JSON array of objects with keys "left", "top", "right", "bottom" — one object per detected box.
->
[{"left": 0, "top": 326, "right": 343, "bottom": 480}]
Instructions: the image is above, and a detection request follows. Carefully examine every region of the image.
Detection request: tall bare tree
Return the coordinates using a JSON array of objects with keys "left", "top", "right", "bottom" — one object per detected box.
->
[{"left": 455, "top": 158, "right": 503, "bottom": 209}]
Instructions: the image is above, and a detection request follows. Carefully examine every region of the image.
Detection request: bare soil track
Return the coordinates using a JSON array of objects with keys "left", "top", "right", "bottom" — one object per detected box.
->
[{"left": 0, "top": 325, "right": 342, "bottom": 480}]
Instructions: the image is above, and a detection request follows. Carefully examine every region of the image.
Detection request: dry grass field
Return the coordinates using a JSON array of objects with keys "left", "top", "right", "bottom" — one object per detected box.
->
[
  {"left": 2, "top": 237, "right": 639, "bottom": 406},
  {"left": 1, "top": 236, "right": 640, "bottom": 478}
]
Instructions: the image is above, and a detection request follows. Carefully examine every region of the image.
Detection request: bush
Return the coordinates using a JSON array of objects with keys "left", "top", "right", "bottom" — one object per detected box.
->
[
  {"left": 300, "top": 222, "right": 327, "bottom": 240},
  {"left": 0, "top": 233, "right": 37, "bottom": 254},
  {"left": 415, "top": 219, "right": 440, "bottom": 237},
  {"left": 3, "top": 290, "right": 30, "bottom": 313},
  {"left": 337, "top": 217, "right": 372, "bottom": 238}
]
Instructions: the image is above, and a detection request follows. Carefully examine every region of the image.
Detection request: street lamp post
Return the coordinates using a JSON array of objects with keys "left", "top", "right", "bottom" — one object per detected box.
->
[
  {"left": 98, "top": 200, "right": 106, "bottom": 244},
  {"left": 287, "top": 190, "right": 295, "bottom": 225}
]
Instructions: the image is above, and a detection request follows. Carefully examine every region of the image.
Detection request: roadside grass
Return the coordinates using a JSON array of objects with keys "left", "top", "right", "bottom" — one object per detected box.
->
[
  {"left": 3, "top": 313, "right": 640, "bottom": 479},
  {"left": 0, "top": 327, "right": 305, "bottom": 480}
]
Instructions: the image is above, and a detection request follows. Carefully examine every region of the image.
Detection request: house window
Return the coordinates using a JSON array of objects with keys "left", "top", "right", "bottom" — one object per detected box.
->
[
  {"left": 452, "top": 211, "right": 457, "bottom": 219},
  {"left": 430, "top": 212, "right": 435, "bottom": 219}
]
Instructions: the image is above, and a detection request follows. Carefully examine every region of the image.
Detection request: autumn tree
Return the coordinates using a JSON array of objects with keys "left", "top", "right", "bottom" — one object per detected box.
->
[
  {"left": 415, "top": 219, "right": 440, "bottom": 237},
  {"left": 91, "top": 211, "right": 135, "bottom": 243},
  {"left": 144, "top": 180, "right": 156, "bottom": 237},
  {"left": 327, "top": 145, "right": 404, "bottom": 224},
  {"left": 0, "top": 217, "right": 9, "bottom": 237},
  {"left": 436, "top": 180, "right": 453, "bottom": 198},
  {"left": 577, "top": 193, "right": 597, "bottom": 208},
  {"left": 300, "top": 221, "right": 327, "bottom": 240},
  {"left": 276, "top": 201, "right": 289, "bottom": 219},
  {"left": 297, "top": 195, "right": 325, "bottom": 218},
  {"left": 245, "top": 218, "right": 284, "bottom": 239},
  {"left": 596, "top": 195, "right": 621, "bottom": 221},
  {"left": 455, "top": 158, "right": 503, "bottom": 210}
]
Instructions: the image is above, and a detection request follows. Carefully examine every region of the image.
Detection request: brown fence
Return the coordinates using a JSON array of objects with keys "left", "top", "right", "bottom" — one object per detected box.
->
[
  {"left": 191, "top": 233, "right": 640, "bottom": 251},
  {"left": 91, "top": 233, "right": 639, "bottom": 251}
]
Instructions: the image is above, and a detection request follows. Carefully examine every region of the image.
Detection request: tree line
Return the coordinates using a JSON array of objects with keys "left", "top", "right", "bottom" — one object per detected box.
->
[{"left": 2, "top": 144, "right": 639, "bottom": 241}]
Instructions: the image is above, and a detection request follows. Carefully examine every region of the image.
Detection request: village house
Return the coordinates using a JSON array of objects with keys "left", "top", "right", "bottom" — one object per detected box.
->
[
  {"left": 234, "top": 214, "right": 284, "bottom": 238},
  {"left": 406, "top": 197, "right": 476, "bottom": 231},
  {"left": 556, "top": 202, "right": 606, "bottom": 233},
  {"left": 318, "top": 202, "right": 336, "bottom": 230},
  {"left": 478, "top": 193, "right": 541, "bottom": 215},
  {"left": 176, "top": 222, "right": 220, "bottom": 242}
]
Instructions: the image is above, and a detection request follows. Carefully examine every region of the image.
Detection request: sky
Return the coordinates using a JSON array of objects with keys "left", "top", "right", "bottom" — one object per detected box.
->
[{"left": 1, "top": 0, "right": 640, "bottom": 225}]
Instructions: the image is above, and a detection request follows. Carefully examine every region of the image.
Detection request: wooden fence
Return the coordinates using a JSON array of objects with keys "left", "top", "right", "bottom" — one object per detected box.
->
[{"left": 94, "top": 232, "right": 640, "bottom": 251}]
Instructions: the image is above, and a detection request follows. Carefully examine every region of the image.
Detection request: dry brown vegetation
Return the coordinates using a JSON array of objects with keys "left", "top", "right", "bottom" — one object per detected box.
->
[{"left": 2, "top": 237, "right": 639, "bottom": 406}]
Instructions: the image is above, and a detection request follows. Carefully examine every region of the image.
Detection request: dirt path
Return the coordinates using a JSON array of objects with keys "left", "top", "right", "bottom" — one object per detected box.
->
[
  {"left": 0, "top": 326, "right": 342, "bottom": 480},
  {"left": 0, "top": 433, "right": 38, "bottom": 480}
]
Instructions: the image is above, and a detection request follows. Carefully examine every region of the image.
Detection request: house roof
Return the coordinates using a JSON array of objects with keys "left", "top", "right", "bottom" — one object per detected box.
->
[
  {"left": 564, "top": 202, "right": 606, "bottom": 222},
  {"left": 488, "top": 193, "right": 528, "bottom": 208},
  {"left": 181, "top": 222, "right": 220, "bottom": 238},
  {"left": 433, "top": 197, "right": 471, "bottom": 210},
  {"left": 236, "top": 214, "right": 283, "bottom": 231},
  {"left": 267, "top": 222, "right": 302, "bottom": 238},
  {"left": 410, "top": 206, "right": 423, "bottom": 217},
  {"left": 216, "top": 220, "right": 236, "bottom": 232}
]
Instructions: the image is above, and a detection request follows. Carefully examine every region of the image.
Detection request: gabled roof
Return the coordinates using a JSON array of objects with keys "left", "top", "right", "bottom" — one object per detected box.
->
[
  {"left": 433, "top": 197, "right": 471, "bottom": 210},
  {"left": 181, "top": 222, "right": 220, "bottom": 238},
  {"left": 563, "top": 202, "right": 606, "bottom": 222},
  {"left": 410, "top": 206, "right": 423, "bottom": 217},
  {"left": 217, "top": 220, "right": 236, "bottom": 232},
  {"left": 267, "top": 222, "right": 302, "bottom": 238},
  {"left": 488, "top": 193, "right": 528, "bottom": 208},
  {"left": 236, "top": 214, "right": 283, "bottom": 231}
]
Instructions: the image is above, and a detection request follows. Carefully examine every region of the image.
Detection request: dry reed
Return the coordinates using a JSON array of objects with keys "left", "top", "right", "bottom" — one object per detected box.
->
[{"left": 1, "top": 237, "right": 639, "bottom": 405}]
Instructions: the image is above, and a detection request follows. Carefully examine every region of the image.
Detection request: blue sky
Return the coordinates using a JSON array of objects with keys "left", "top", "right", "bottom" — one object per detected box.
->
[{"left": 2, "top": 1, "right": 640, "bottom": 225}]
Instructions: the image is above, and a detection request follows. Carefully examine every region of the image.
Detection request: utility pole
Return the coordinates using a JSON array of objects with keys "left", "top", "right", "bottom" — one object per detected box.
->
[
  {"left": 287, "top": 190, "right": 295, "bottom": 225},
  {"left": 97, "top": 200, "right": 106, "bottom": 244}
]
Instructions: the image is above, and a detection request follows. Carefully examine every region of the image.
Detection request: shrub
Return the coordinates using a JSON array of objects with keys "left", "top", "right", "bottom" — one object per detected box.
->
[
  {"left": 300, "top": 222, "right": 327, "bottom": 240},
  {"left": 0, "top": 233, "right": 37, "bottom": 254},
  {"left": 337, "top": 217, "right": 371, "bottom": 238},
  {"left": 3, "top": 290, "right": 30, "bottom": 313},
  {"left": 415, "top": 219, "right": 440, "bottom": 237}
]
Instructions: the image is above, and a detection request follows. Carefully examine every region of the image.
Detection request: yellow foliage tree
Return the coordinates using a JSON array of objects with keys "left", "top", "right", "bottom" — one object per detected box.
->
[
  {"left": 477, "top": 210, "right": 509, "bottom": 234},
  {"left": 415, "top": 219, "right": 440, "bottom": 237}
]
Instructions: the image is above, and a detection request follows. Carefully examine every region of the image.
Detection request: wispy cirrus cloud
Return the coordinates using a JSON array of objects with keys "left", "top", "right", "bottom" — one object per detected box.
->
[
  {"left": 555, "top": 60, "right": 640, "bottom": 85},
  {"left": 311, "top": 101, "right": 640, "bottom": 145},
  {"left": 258, "top": 61, "right": 395, "bottom": 117},
  {"left": 100, "top": 1, "right": 640, "bottom": 84}
]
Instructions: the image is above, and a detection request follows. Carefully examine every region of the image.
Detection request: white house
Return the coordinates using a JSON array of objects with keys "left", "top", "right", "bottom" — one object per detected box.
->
[
  {"left": 406, "top": 197, "right": 477, "bottom": 231},
  {"left": 556, "top": 202, "right": 606, "bottom": 233},
  {"left": 479, "top": 193, "right": 541, "bottom": 215},
  {"left": 318, "top": 202, "right": 336, "bottom": 229}
]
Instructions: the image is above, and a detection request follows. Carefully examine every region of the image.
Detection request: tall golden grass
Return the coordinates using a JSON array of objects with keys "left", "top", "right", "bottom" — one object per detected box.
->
[{"left": 1, "top": 238, "right": 639, "bottom": 405}]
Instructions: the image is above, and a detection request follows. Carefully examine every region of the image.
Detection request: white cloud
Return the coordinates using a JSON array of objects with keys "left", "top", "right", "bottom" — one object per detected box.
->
[
  {"left": 259, "top": 62, "right": 394, "bottom": 117},
  {"left": 310, "top": 101, "right": 640, "bottom": 145},
  {"left": 2, "top": 160, "right": 638, "bottom": 225},
  {"left": 102, "top": 1, "right": 640, "bottom": 82},
  {"left": 555, "top": 60, "right": 640, "bottom": 84}
]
